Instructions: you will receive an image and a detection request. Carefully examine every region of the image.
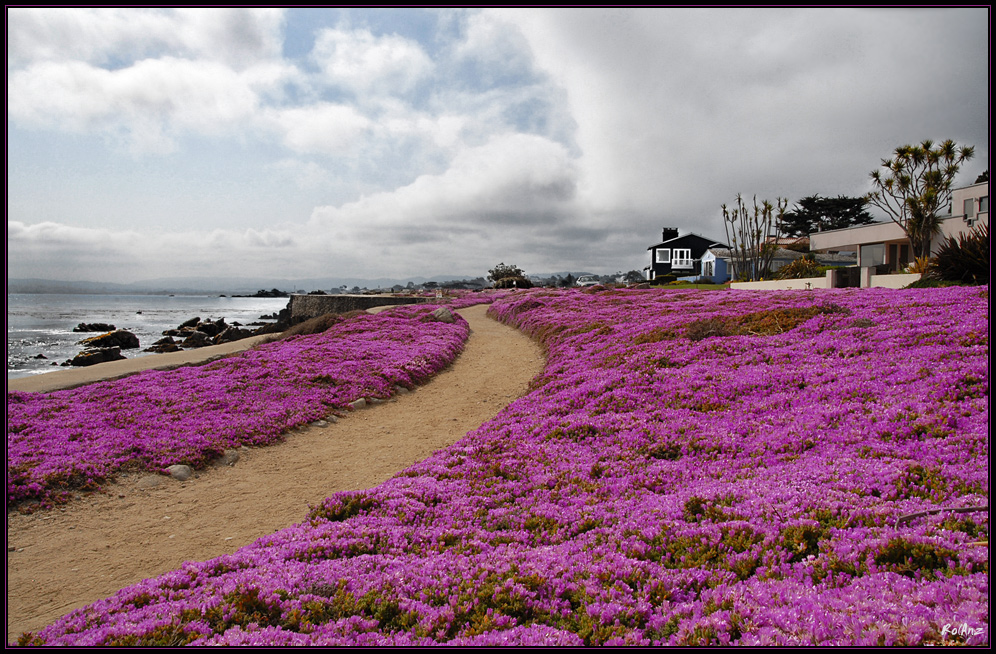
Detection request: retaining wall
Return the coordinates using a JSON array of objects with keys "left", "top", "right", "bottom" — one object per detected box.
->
[
  {"left": 730, "top": 277, "right": 831, "bottom": 291},
  {"left": 730, "top": 269, "right": 921, "bottom": 291},
  {"left": 288, "top": 294, "right": 434, "bottom": 320}
]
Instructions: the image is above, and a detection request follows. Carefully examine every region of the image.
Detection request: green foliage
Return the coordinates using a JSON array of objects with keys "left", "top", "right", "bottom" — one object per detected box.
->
[
  {"left": 931, "top": 223, "right": 989, "bottom": 285},
  {"left": 781, "top": 524, "right": 825, "bottom": 563},
  {"left": 873, "top": 538, "right": 958, "bottom": 579},
  {"left": 487, "top": 263, "right": 525, "bottom": 284},
  {"left": 682, "top": 496, "right": 733, "bottom": 523},
  {"left": 308, "top": 492, "right": 379, "bottom": 523},
  {"left": 782, "top": 195, "right": 874, "bottom": 237},
  {"left": 904, "top": 277, "right": 964, "bottom": 289},
  {"left": 775, "top": 257, "right": 822, "bottom": 280},
  {"left": 892, "top": 464, "right": 949, "bottom": 502},
  {"left": 493, "top": 275, "right": 533, "bottom": 289},
  {"left": 905, "top": 256, "right": 933, "bottom": 275},
  {"left": 867, "top": 139, "right": 975, "bottom": 258},
  {"left": 102, "top": 623, "right": 202, "bottom": 647}
]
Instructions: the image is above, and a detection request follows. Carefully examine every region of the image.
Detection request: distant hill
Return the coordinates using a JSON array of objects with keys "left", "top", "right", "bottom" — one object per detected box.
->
[{"left": 7, "top": 274, "right": 488, "bottom": 296}]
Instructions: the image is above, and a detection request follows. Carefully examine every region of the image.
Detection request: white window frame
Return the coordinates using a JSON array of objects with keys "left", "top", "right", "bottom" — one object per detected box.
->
[
  {"left": 672, "top": 248, "right": 693, "bottom": 269},
  {"left": 655, "top": 248, "right": 671, "bottom": 264}
]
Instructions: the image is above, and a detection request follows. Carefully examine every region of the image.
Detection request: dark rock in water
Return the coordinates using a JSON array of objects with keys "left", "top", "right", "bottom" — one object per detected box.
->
[
  {"left": 251, "top": 306, "right": 297, "bottom": 336},
  {"left": 73, "top": 322, "right": 116, "bottom": 333},
  {"left": 33, "top": 354, "right": 48, "bottom": 359},
  {"left": 253, "top": 288, "right": 288, "bottom": 298},
  {"left": 213, "top": 326, "right": 253, "bottom": 344},
  {"left": 179, "top": 316, "right": 200, "bottom": 329},
  {"left": 71, "top": 347, "right": 125, "bottom": 367},
  {"left": 78, "top": 329, "right": 140, "bottom": 350},
  {"left": 153, "top": 336, "right": 176, "bottom": 346},
  {"left": 182, "top": 331, "right": 213, "bottom": 348}
]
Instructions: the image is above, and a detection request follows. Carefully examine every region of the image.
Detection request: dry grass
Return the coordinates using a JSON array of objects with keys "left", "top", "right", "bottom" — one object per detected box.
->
[{"left": 259, "top": 311, "right": 367, "bottom": 344}]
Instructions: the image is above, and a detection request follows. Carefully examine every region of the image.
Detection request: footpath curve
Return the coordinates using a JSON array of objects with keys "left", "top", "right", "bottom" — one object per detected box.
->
[{"left": 6, "top": 304, "right": 544, "bottom": 642}]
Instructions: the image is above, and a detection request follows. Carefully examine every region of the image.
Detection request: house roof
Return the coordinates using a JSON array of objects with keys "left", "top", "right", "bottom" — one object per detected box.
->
[{"left": 647, "top": 231, "right": 727, "bottom": 250}]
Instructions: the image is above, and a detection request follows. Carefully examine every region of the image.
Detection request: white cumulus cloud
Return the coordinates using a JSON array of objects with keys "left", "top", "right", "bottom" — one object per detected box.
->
[{"left": 311, "top": 27, "right": 433, "bottom": 96}]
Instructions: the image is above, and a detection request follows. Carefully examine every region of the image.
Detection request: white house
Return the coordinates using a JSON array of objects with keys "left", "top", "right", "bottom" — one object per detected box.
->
[{"left": 809, "top": 181, "right": 989, "bottom": 269}]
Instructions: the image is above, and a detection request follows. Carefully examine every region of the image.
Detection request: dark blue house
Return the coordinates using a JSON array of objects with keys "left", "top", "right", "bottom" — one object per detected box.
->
[{"left": 644, "top": 228, "right": 727, "bottom": 281}]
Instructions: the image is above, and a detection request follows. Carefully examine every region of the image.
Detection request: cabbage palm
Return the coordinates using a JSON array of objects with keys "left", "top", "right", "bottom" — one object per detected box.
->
[{"left": 867, "top": 139, "right": 974, "bottom": 259}]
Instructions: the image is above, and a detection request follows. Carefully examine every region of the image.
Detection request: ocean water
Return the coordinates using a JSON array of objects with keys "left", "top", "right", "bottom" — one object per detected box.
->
[{"left": 6, "top": 294, "right": 289, "bottom": 380}]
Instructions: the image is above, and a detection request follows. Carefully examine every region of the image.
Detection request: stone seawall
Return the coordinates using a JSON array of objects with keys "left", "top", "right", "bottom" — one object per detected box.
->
[{"left": 288, "top": 294, "right": 435, "bottom": 320}]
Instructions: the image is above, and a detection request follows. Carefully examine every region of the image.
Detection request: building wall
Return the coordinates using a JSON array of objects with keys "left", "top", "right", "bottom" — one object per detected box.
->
[
  {"left": 729, "top": 272, "right": 921, "bottom": 290},
  {"left": 810, "top": 181, "right": 989, "bottom": 268},
  {"left": 942, "top": 181, "right": 989, "bottom": 238}
]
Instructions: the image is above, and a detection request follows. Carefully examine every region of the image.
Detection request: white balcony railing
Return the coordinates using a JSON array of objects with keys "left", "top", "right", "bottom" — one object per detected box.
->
[{"left": 672, "top": 258, "right": 694, "bottom": 269}]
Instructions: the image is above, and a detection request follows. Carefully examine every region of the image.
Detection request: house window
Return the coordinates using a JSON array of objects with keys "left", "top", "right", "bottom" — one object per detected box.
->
[
  {"left": 980, "top": 196, "right": 989, "bottom": 213},
  {"left": 672, "top": 248, "right": 692, "bottom": 269},
  {"left": 964, "top": 198, "right": 975, "bottom": 218},
  {"left": 860, "top": 243, "right": 885, "bottom": 267},
  {"left": 655, "top": 248, "right": 671, "bottom": 264},
  {"left": 703, "top": 261, "right": 714, "bottom": 277}
]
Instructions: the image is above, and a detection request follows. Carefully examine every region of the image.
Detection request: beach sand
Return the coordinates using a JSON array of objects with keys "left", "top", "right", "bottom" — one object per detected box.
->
[
  {"left": 6, "top": 304, "right": 544, "bottom": 642},
  {"left": 7, "top": 335, "right": 271, "bottom": 394}
]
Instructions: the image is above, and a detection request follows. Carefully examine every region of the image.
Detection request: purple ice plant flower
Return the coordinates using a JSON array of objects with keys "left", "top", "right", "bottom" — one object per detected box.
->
[{"left": 12, "top": 286, "right": 988, "bottom": 646}]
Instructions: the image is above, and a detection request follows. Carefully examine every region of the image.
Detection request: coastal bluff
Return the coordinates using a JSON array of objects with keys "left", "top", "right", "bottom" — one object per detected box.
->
[{"left": 288, "top": 293, "right": 435, "bottom": 320}]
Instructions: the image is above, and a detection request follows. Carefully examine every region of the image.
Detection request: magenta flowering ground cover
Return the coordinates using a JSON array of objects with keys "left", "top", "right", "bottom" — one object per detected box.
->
[
  {"left": 15, "top": 287, "right": 989, "bottom": 646},
  {"left": 7, "top": 304, "right": 472, "bottom": 508}
]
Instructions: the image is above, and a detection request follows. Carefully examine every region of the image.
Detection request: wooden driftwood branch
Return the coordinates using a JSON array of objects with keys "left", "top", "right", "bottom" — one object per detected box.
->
[{"left": 894, "top": 505, "right": 989, "bottom": 529}]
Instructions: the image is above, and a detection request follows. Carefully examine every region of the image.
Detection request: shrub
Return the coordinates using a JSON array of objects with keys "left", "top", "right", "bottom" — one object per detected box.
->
[
  {"left": 263, "top": 311, "right": 366, "bottom": 343},
  {"left": 931, "top": 224, "right": 989, "bottom": 285},
  {"left": 905, "top": 256, "right": 933, "bottom": 275},
  {"left": 494, "top": 276, "right": 533, "bottom": 289},
  {"left": 651, "top": 274, "right": 677, "bottom": 285},
  {"left": 904, "top": 278, "right": 962, "bottom": 289},
  {"left": 776, "top": 257, "right": 822, "bottom": 280}
]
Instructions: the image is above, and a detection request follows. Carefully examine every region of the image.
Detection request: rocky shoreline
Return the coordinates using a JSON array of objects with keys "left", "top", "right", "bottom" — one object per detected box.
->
[{"left": 61, "top": 306, "right": 297, "bottom": 368}]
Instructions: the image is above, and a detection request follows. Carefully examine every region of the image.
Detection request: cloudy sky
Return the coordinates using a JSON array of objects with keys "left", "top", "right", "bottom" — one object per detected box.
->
[{"left": 7, "top": 8, "right": 989, "bottom": 283}]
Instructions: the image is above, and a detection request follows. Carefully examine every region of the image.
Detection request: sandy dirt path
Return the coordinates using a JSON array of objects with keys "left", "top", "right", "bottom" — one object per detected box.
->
[{"left": 6, "top": 304, "right": 544, "bottom": 642}]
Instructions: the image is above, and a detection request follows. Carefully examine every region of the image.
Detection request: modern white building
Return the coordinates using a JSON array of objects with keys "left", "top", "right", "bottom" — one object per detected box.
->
[{"left": 809, "top": 181, "right": 989, "bottom": 269}]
